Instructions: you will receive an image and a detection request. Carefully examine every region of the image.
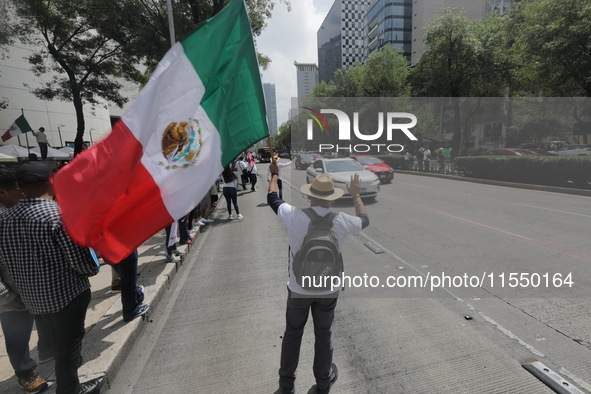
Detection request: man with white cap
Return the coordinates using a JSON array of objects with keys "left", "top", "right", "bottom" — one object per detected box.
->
[{"left": 267, "top": 159, "right": 369, "bottom": 394}]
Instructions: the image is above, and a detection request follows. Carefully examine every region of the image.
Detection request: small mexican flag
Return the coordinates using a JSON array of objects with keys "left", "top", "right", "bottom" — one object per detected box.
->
[
  {"left": 2, "top": 115, "right": 32, "bottom": 142},
  {"left": 53, "top": 0, "right": 269, "bottom": 262}
]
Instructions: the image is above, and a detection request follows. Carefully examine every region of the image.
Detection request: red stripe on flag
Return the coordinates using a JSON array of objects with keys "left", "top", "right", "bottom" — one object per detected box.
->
[{"left": 54, "top": 121, "right": 174, "bottom": 263}]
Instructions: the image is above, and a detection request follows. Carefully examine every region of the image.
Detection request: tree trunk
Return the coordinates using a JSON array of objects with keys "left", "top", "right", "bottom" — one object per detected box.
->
[{"left": 72, "top": 88, "right": 86, "bottom": 157}]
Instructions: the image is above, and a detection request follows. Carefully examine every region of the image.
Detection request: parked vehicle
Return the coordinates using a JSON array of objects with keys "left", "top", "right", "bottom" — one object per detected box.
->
[
  {"left": 350, "top": 155, "right": 394, "bottom": 183},
  {"left": 482, "top": 148, "right": 545, "bottom": 156},
  {"left": 306, "top": 158, "right": 380, "bottom": 200},
  {"left": 548, "top": 144, "right": 591, "bottom": 156}
]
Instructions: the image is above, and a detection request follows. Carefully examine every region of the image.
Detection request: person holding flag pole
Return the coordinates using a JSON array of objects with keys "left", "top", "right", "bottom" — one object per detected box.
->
[{"left": 52, "top": 0, "right": 270, "bottom": 264}]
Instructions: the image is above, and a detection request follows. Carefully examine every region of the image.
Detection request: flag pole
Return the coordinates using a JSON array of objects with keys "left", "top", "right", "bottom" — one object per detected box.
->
[
  {"left": 21, "top": 108, "right": 31, "bottom": 157},
  {"left": 267, "top": 136, "right": 274, "bottom": 162},
  {"left": 166, "top": 0, "right": 176, "bottom": 47}
]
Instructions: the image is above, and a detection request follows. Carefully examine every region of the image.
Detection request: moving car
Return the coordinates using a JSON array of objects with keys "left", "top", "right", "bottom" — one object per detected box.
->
[
  {"left": 548, "top": 144, "right": 591, "bottom": 156},
  {"left": 306, "top": 158, "right": 380, "bottom": 200},
  {"left": 350, "top": 155, "right": 394, "bottom": 183},
  {"left": 295, "top": 153, "right": 320, "bottom": 170}
]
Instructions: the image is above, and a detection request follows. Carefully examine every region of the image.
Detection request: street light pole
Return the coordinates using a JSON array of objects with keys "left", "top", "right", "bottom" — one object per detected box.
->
[
  {"left": 166, "top": 0, "right": 176, "bottom": 47},
  {"left": 57, "top": 124, "right": 65, "bottom": 147}
]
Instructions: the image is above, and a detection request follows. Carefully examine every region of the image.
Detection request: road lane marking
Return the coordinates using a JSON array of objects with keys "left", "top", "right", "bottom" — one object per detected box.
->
[{"left": 515, "top": 203, "right": 591, "bottom": 219}]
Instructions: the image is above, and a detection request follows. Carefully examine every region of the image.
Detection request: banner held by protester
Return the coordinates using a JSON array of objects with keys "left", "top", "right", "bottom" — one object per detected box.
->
[{"left": 53, "top": 0, "right": 269, "bottom": 263}]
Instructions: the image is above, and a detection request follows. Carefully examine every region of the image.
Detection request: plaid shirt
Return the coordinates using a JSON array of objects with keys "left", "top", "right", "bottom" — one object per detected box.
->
[{"left": 0, "top": 198, "right": 99, "bottom": 314}]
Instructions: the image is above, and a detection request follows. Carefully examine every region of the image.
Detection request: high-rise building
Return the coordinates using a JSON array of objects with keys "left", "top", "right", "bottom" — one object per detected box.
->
[
  {"left": 411, "top": 0, "right": 487, "bottom": 65},
  {"left": 263, "top": 83, "right": 278, "bottom": 136},
  {"left": 294, "top": 62, "right": 319, "bottom": 98},
  {"left": 485, "top": 0, "right": 518, "bottom": 15},
  {"left": 364, "top": 0, "right": 413, "bottom": 61},
  {"left": 317, "top": 0, "right": 373, "bottom": 83}
]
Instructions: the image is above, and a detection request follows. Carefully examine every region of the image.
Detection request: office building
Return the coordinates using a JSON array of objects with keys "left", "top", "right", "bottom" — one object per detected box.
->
[
  {"left": 263, "top": 83, "right": 278, "bottom": 136},
  {"left": 317, "top": 0, "right": 373, "bottom": 82},
  {"left": 294, "top": 62, "right": 319, "bottom": 98},
  {"left": 364, "top": 0, "right": 413, "bottom": 61}
]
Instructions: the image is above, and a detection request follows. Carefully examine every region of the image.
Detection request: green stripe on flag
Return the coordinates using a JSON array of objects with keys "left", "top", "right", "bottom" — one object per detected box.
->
[
  {"left": 15, "top": 115, "right": 33, "bottom": 133},
  {"left": 181, "top": 0, "right": 269, "bottom": 167}
]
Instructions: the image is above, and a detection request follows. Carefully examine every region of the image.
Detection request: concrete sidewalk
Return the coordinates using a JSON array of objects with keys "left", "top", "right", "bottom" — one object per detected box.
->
[{"left": 0, "top": 219, "right": 196, "bottom": 393}]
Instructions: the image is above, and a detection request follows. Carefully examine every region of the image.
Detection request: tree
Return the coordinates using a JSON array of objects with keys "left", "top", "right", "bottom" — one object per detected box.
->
[
  {"left": 88, "top": 0, "right": 289, "bottom": 73},
  {"left": 509, "top": 0, "right": 591, "bottom": 97},
  {"left": 312, "top": 47, "right": 410, "bottom": 98},
  {"left": 13, "top": 0, "right": 144, "bottom": 154},
  {"left": 0, "top": 0, "right": 18, "bottom": 110},
  {"left": 410, "top": 9, "right": 513, "bottom": 154}
]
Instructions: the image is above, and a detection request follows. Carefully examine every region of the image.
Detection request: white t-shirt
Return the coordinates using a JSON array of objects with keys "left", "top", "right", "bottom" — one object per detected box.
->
[
  {"left": 236, "top": 160, "right": 247, "bottom": 172},
  {"left": 33, "top": 131, "right": 48, "bottom": 144},
  {"left": 267, "top": 160, "right": 293, "bottom": 181},
  {"left": 223, "top": 179, "right": 237, "bottom": 188},
  {"left": 276, "top": 202, "right": 363, "bottom": 296},
  {"left": 247, "top": 162, "right": 257, "bottom": 175}
]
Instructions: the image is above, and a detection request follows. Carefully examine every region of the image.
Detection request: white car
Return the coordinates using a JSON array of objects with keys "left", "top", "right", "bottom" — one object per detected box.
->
[
  {"left": 548, "top": 144, "right": 591, "bottom": 156},
  {"left": 306, "top": 158, "right": 380, "bottom": 200}
]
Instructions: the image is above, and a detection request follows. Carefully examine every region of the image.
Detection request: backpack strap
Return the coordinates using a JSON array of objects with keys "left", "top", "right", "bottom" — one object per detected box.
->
[{"left": 302, "top": 208, "right": 337, "bottom": 224}]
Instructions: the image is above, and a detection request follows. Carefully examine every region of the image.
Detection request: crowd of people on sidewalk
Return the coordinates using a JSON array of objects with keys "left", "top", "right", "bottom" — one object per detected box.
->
[{"left": 0, "top": 149, "right": 370, "bottom": 394}]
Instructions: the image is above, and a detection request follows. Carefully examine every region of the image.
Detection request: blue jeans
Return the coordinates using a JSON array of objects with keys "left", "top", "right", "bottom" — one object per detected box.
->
[
  {"left": 279, "top": 290, "right": 337, "bottom": 391},
  {"left": 106, "top": 250, "right": 143, "bottom": 319},
  {"left": 178, "top": 216, "right": 191, "bottom": 244},
  {"left": 164, "top": 224, "right": 176, "bottom": 255}
]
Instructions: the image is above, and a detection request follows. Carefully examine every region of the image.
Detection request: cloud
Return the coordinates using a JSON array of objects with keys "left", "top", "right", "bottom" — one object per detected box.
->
[{"left": 257, "top": 0, "right": 332, "bottom": 127}]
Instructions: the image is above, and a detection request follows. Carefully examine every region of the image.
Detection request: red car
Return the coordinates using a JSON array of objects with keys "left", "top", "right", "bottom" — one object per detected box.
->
[{"left": 350, "top": 155, "right": 394, "bottom": 183}]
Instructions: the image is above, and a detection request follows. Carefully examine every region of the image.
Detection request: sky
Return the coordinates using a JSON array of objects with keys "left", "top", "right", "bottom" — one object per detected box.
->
[{"left": 256, "top": 0, "right": 334, "bottom": 128}]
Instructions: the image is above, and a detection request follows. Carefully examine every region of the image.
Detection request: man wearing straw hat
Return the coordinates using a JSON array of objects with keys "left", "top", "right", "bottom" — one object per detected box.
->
[{"left": 267, "top": 159, "right": 369, "bottom": 394}]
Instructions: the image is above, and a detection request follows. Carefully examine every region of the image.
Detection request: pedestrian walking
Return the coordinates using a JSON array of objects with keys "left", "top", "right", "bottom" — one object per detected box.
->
[
  {"left": 0, "top": 162, "right": 105, "bottom": 394},
  {"left": 236, "top": 156, "right": 248, "bottom": 190},
  {"left": 267, "top": 159, "right": 370, "bottom": 394},
  {"left": 222, "top": 167, "right": 242, "bottom": 220},
  {"left": 247, "top": 158, "right": 258, "bottom": 191}
]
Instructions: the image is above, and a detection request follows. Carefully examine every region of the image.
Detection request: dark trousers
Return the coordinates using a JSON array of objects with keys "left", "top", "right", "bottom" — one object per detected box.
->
[
  {"left": 1, "top": 311, "right": 36, "bottom": 378},
  {"left": 37, "top": 289, "right": 90, "bottom": 394},
  {"left": 39, "top": 143, "right": 48, "bottom": 160},
  {"left": 279, "top": 290, "right": 338, "bottom": 391},
  {"left": 164, "top": 224, "right": 176, "bottom": 255},
  {"left": 249, "top": 173, "right": 257, "bottom": 190},
  {"left": 277, "top": 179, "right": 284, "bottom": 200},
  {"left": 240, "top": 173, "right": 249, "bottom": 189},
  {"left": 223, "top": 187, "right": 239, "bottom": 215},
  {"left": 178, "top": 215, "right": 191, "bottom": 244},
  {"left": 106, "top": 250, "right": 143, "bottom": 319}
]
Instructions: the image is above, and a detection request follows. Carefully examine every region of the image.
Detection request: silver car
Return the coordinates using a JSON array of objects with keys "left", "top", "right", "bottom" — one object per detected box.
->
[
  {"left": 548, "top": 144, "right": 591, "bottom": 156},
  {"left": 306, "top": 158, "right": 380, "bottom": 200}
]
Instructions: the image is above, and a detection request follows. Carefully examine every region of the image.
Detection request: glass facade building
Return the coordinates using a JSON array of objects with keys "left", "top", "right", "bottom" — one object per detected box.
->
[
  {"left": 317, "top": 0, "right": 373, "bottom": 83},
  {"left": 263, "top": 83, "right": 278, "bottom": 136},
  {"left": 364, "top": 0, "right": 413, "bottom": 61}
]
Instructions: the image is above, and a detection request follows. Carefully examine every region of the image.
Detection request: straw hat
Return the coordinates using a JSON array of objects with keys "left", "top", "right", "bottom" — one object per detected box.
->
[{"left": 300, "top": 174, "right": 344, "bottom": 201}]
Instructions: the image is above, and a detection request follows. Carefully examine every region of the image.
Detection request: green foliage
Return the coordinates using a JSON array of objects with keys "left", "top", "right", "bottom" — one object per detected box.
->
[
  {"left": 312, "top": 47, "right": 410, "bottom": 98},
  {"left": 455, "top": 156, "right": 591, "bottom": 189},
  {"left": 508, "top": 0, "right": 591, "bottom": 96}
]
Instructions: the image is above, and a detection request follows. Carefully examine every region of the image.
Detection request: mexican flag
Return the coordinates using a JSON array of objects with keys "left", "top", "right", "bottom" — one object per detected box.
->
[
  {"left": 2, "top": 115, "right": 32, "bottom": 142},
  {"left": 53, "top": 0, "right": 269, "bottom": 262}
]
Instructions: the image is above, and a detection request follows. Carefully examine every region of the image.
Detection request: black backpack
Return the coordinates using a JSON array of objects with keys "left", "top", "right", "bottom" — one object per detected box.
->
[{"left": 292, "top": 208, "right": 343, "bottom": 291}]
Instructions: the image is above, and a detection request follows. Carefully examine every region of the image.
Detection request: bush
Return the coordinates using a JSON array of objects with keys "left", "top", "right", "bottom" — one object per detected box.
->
[
  {"left": 377, "top": 154, "right": 405, "bottom": 169},
  {"left": 454, "top": 156, "right": 591, "bottom": 189}
]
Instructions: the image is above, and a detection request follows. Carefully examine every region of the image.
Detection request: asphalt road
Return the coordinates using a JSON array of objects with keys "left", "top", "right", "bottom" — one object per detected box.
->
[{"left": 106, "top": 164, "right": 591, "bottom": 394}]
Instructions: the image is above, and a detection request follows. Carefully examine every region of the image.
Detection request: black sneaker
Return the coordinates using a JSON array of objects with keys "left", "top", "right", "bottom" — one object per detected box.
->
[
  {"left": 78, "top": 376, "right": 106, "bottom": 394},
  {"left": 123, "top": 304, "right": 149, "bottom": 322},
  {"left": 315, "top": 363, "right": 338, "bottom": 394}
]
